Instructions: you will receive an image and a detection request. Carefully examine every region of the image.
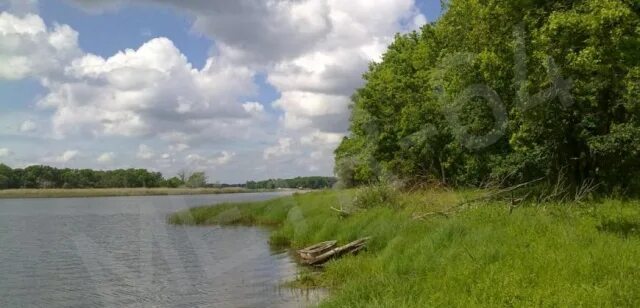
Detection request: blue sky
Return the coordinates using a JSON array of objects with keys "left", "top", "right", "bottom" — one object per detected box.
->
[{"left": 0, "top": 0, "right": 443, "bottom": 183}]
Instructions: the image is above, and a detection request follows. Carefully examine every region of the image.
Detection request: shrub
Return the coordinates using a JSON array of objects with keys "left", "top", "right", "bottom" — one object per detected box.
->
[{"left": 352, "top": 184, "right": 400, "bottom": 209}]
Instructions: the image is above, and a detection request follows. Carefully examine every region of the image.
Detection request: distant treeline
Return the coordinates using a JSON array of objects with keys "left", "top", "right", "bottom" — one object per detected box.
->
[
  {"left": 245, "top": 177, "right": 337, "bottom": 189},
  {"left": 0, "top": 164, "right": 335, "bottom": 190},
  {"left": 0, "top": 164, "right": 196, "bottom": 189}
]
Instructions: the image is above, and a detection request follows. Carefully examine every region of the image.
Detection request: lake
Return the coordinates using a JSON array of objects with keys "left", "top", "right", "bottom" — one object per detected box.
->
[{"left": 0, "top": 192, "right": 321, "bottom": 307}]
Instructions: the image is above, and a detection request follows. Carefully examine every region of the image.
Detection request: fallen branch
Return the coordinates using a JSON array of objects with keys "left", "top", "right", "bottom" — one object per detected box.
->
[
  {"left": 300, "top": 237, "right": 371, "bottom": 266},
  {"left": 457, "top": 177, "right": 545, "bottom": 207}
]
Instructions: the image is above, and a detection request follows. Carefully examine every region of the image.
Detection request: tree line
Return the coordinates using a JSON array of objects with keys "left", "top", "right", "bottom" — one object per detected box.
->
[
  {"left": 0, "top": 164, "right": 209, "bottom": 189},
  {"left": 0, "top": 163, "right": 336, "bottom": 190},
  {"left": 245, "top": 177, "right": 337, "bottom": 190},
  {"left": 335, "top": 0, "right": 640, "bottom": 194}
]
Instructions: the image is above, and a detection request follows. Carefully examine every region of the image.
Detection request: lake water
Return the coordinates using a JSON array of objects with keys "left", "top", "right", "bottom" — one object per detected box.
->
[{"left": 0, "top": 192, "right": 321, "bottom": 307}]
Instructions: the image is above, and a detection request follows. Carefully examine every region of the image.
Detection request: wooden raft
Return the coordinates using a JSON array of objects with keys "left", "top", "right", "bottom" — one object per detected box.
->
[{"left": 297, "top": 237, "right": 370, "bottom": 266}]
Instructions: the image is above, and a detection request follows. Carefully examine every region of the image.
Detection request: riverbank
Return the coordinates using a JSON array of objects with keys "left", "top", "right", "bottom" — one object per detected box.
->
[
  {"left": 0, "top": 187, "right": 263, "bottom": 199},
  {"left": 169, "top": 188, "right": 640, "bottom": 307}
]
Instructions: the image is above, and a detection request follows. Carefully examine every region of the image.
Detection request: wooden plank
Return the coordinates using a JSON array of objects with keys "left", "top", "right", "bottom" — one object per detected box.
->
[
  {"left": 297, "top": 240, "right": 337, "bottom": 260},
  {"left": 303, "top": 237, "right": 370, "bottom": 266}
]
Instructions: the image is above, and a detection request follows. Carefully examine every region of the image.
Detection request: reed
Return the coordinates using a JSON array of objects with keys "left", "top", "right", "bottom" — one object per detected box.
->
[{"left": 169, "top": 188, "right": 640, "bottom": 307}]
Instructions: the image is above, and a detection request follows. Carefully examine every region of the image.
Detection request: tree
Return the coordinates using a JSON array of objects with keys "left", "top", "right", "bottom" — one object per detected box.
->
[
  {"left": 177, "top": 169, "right": 188, "bottom": 183},
  {"left": 186, "top": 172, "right": 207, "bottom": 188},
  {"left": 336, "top": 0, "right": 640, "bottom": 193},
  {"left": 0, "top": 164, "right": 13, "bottom": 189},
  {"left": 164, "top": 177, "right": 185, "bottom": 188}
]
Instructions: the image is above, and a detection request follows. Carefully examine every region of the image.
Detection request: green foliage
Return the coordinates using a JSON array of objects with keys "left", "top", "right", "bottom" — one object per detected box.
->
[
  {"left": 0, "top": 164, "right": 170, "bottom": 189},
  {"left": 245, "top": 176, "right": 337, "bottom": 190},
  {"left": 352, "top": 184, "right": 400, "bottom": 209},
  {"left": 168, "top": 190, "right": 640, "bottom": 307},
  {"left": 336, "top": 0, "right": 640, "bottom": 194},
  {"left": 186, "top": 172, "right": 207, "bottom": 188},
  {"left": 164, "top": 176, "right": 185, "bottom": 188}
]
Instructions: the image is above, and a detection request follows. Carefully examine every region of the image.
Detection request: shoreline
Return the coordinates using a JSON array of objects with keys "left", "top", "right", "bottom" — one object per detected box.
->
[
  {"left": 168, "top": 189, "right": 640, "bottom": 306},
  {"left": 0, "top": 187, "right": 282, "bottom": 199}
]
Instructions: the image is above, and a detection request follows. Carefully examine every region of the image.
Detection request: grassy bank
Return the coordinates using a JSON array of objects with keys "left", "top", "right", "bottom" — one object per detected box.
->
[
  {"left": 0, "top": 187, "right": 256, "bottom": 199},
  {"left": 169, "top": 189, "right": 640, "bottom": 307}
]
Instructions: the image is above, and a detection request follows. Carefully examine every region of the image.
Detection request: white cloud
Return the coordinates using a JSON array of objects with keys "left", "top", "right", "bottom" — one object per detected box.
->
[
  {"left": 137, "top": 144, "right": 155, "bottom": 160},
  {"left": 263, "top": 138, "right": 293, "bottom": 160},
  {"left": 0, "top": 148, "right": 10, "bottom": 158},
  {"left": 37, "top": 37, "right": 258, "bottom": 139},
  {"left": 300, "top": 130, "right": 344, "bottom": 147},
  {"left": 43, "top": 150, "right": 79, "bottom": 163},
  {"left": 97, "top": 152, "right": 115, "bottom": 163},
  {"left": 242, "top": 101, "right": 264, "bottom": 114},
  {"left": 0, "top": 1, "right": 427, "bottom": 181},
  {"left": 0, "top": 12, "right": 80, "bottom": 80},
  {"left": 213, "top": 151, "right": 235, "bottom": 165},
  {"left": 59, "top": 150, "right": 78, "bottom": 162},
  {"left": 19, "top": 120, "right": 37, "bottom": 133},
  {"left": 266, "top": 0, "right": 424, "bottom": 136},
  {"left": 185, "top": 151, "right": 235, "bottom": 169}
]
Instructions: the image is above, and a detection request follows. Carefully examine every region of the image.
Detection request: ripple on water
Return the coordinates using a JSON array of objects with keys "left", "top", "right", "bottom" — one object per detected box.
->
[{"left": 0, "top": 193, "right": 324, "bottom": 307}]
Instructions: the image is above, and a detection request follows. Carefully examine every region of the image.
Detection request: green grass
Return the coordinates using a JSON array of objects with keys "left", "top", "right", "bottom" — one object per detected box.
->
[
  {"left": 169, "top": 189, "right": 640, "bottom": 307},
  {"left": 0, "top": 187, "right": 256, "bottom": 199}
]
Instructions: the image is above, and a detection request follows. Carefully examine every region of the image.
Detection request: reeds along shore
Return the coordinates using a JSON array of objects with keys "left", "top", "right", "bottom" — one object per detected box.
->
[
  {"left": 169, "top": 188, "right": 640, "bottom": 307},
  {"left": 0, "top": 187, "right": 253, "bottom": 199}
]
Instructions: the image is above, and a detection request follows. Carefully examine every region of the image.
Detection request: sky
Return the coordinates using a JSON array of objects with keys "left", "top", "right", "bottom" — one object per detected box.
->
[{"left": 0, "top": 0, "right": 443, "bottom": 183}]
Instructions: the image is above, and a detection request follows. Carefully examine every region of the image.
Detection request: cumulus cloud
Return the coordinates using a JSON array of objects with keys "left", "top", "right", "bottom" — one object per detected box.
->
[
  {"left": 136, "top": 144, "right": 155, "bottom": 160},
  {"left": 242, "top": 101, "right": 264, "bottom": 114},
  {"left": 263, "top": 138, "right": 293, "bottom": 160},
  {"left": 69, "top": 0, "right": 332, "bottom": 64},
  {"left": 0, "top": 148, "right": 11, "bottom": 158},
  {"left": 43, "top": 150, "right": 79, "bottom": 163},
  {"left": 1, "top": 1, "right": 428, "bottom": 180},
  {"left": 214, "top": 151, "right": 235, "bottom": 165},
  {"left": 19, "top": 120, "right": 37, "bottom": 133},
  {"left": 267, "top": 0, "right": 425, "bottom": 135},
  {"left": 97, "top": 152, "right": 115, "bottom": 163},
  {"left": 185, "top": 151, "right": 236, "bottom": 170},
  {"left": 0, "top": 12, "right": 80, "bottom": 80},
  {"left": 38, "top": 37, "right": 258, "bottom": 139}
]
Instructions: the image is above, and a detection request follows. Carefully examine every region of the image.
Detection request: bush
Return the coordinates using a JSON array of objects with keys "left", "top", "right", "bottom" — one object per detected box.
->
[{"left": 352, "top": 184, "right": 400, "bottom": 209}]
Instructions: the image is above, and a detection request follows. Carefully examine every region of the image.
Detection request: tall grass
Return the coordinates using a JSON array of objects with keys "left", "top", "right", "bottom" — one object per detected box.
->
[
  {"left": 169, "top": 188, "right": 640, "bottom": 307},
  {"left": 0, "top": 187, "right": 251, "bottom": 199}
]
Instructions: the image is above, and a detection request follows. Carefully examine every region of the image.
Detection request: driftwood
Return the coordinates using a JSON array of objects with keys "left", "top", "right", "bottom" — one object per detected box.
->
[
  {"left": 298, "top": 237, "right": 370, "bottom": 266},
  {"left": 297, "top": 240, "right": 337, "bottom": 260}
]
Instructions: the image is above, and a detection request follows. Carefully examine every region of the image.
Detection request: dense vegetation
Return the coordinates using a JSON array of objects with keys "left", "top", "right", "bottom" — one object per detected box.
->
[
  {"left": 0, "top": 164, "right": 169, "bottom": 189},
  {"left": 335, "top": 0, "right": 640, "bottom": 194},
  {"left": 0, "top": 187, "right": 248, "bottom": 199},
  {"left": 245, "top": 177, "right": 337, "bottom": 190},
  {"left": 0, "top": 163, "right": 335, "bottom": 190},
  {"left": 0, "top": 164, "right": 218, "bottom": 189},
  {"left": 169, "top": 190, "right": 640, "bottom": 307}
]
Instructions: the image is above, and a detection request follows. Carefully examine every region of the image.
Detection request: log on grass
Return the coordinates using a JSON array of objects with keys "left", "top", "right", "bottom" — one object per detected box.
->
[
  {"left": 297, "top": 240, "right": 337, "bottom": 260},
  {"left": 304, "top": 237, "right": 370, "bottom": 266}
]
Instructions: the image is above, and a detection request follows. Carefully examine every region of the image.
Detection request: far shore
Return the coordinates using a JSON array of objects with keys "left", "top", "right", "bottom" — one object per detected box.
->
[{"left": 0, "top": 187, "right": 281, "bottom": 199}]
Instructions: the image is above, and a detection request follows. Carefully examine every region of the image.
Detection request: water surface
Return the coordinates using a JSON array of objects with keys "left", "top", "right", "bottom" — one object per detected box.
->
[{"left": 0, "top": 192, "right": 319, "bottom": 307}]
